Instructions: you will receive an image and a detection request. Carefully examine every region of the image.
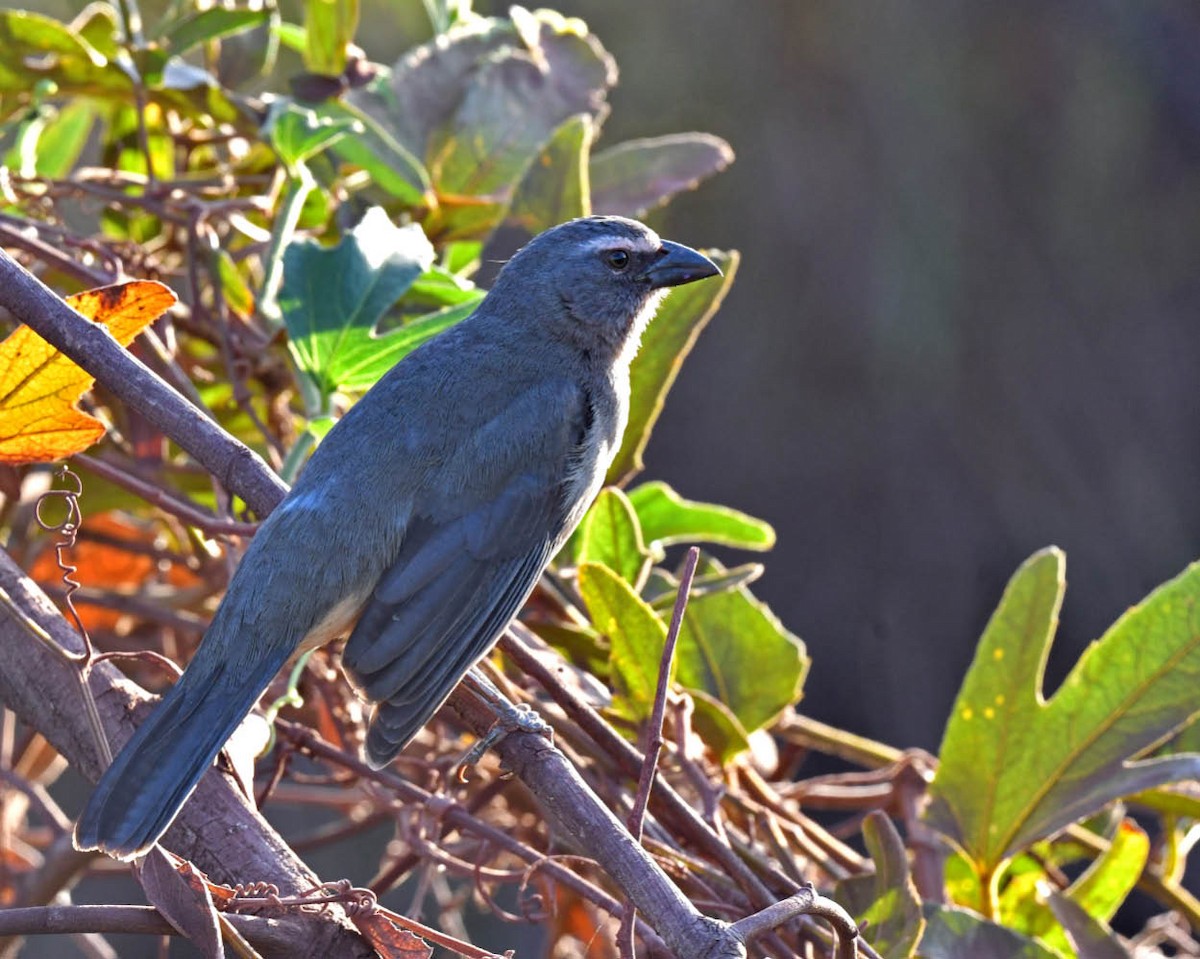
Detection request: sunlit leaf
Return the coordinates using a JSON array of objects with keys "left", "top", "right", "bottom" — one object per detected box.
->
[
  {"left": 323, "top": 100, "right": 431, "bottom": 207},
  {"left": 1047, "top": 894, "right": 1131, "bottom": 959},
  {"left": 279, "top": 208, "right": 435, "bottom": 399},
  {"left": 837, "top": 812, "right": 924, "bottom": 958},
  {"left": 350, "top": 8, "right": 615, "bottom": 239},
  {"left": 267, "top": 101, "right": 360, "bottom": 169},
  {"left": 575, "top": 487, "right": 651, "bottom": 589},
  {"left": 627, "top": 480, "right": 774, "bottom": 551},
  {"left": 927, "top": 548, "right": 1200, "bottom": 871},
  {"left": 0, "top": 10, "right": 126, "bottom": 99},
  {"left": 1067, "top": 819, "right": 1147, "bottom": 931},
  {"left": 333, "top": 297, "right": 480, "bottom": 392},
  {"left": 305, "top": 0, "right": 359, "bottom": 76},
  {"left": 688, "top": 688, "right": 749, "bottom": 763},
  {"left": 71, "top": 3, "right": 120, "bottom": 60},
  {"left": 607, "top": 250, "right": 739, "bottom": 485},
  {"left": 674, "top": 557, "right": 808, "bottom": 741},
  {"left": 591, "top": 133, "right": 734, "bottom": 217},
  {"left": 0, "top": 281, "right": 176, "bottom": 463},
  {"left": 644, "top": 562, "right": 764, "bottom": 610},
  {"left": 578, "top": 561, "right": 668, "bottom": 723},
  {"left": 30, "top": 100, "right": 95, "bottom": 177}
]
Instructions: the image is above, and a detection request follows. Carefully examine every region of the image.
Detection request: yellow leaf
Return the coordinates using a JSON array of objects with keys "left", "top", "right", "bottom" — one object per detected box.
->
[{"left": 0, "top": 281, "right": 176, "bottom": 464}]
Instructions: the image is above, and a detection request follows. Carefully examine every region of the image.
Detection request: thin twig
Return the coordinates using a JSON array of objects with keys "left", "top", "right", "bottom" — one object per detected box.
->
[
  {"left": 74, "top": 453, "right": 259, "bottom": 537},
  {"left": 501, "top": 624, "right": 786, "bottom": 909},
  {"left": 726, "top": 884, "right": 859, "bottom": 958},
  {"left": 629, "top": 546, "right": 700, "bottom": 844},
  {"left": 621, "top": 547, "right": 700, "bottom": 959}
]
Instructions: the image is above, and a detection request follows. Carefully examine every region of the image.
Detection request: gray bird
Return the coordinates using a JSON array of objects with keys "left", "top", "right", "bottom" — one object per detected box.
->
[{"left": 74, "top": 215, "right": 720, "bottom": 860}]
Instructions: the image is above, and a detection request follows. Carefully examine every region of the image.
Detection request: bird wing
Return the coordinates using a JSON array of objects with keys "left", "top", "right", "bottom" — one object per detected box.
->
[{"left": 342, "top": 379, "right": 589, "bottom": 767}]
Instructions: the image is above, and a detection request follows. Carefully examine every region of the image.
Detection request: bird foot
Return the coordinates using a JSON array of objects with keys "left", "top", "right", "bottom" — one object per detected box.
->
[{"left": 458, "top": 702, "right": 553, "bottom": 769}]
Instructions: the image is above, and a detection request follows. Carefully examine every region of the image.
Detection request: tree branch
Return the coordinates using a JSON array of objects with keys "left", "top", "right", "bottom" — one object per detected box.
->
[
  {"left": 0, "top": 249, "right": 287, "bottom": 518},
  {"left": 0, "top": 904, "right": 343, "bottom": 954},
  {"left": 0, "top": 553, "right": 373, "bottom": 959}
]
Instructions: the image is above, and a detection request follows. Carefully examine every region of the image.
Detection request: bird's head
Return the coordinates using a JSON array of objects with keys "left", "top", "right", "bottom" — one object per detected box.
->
[{"left": 491, "top": 216, "right": 721, "bottom": 356}]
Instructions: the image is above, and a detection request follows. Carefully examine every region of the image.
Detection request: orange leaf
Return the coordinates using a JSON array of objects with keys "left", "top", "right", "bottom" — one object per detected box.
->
[
  {"left": 0, "top": 281, "right": 176, "bottom": 463},
  {"left": 29, "top": 511, "right": 200, "bottom": 632}
]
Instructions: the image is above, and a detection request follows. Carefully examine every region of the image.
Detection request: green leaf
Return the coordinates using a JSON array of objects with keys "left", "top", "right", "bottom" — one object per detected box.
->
[
  {"left": 402, "top": 266, "right": 480, "bottom": 310},
  {"left": 1067, "top": 819, "right": 1147, "bottom": 929},
  {"left": 1046, "top": 894, "right": 1131, "bottom": 959},
  {"left": 267, "top": 101, "right": 359, "bottom": 169},
  {"left": 71, "top": 4, "right": 120, "bottom": 59},
  {"left": 279, "top": 208, "right": 435, "bottom": 399},
  {"left": 574, "top": 488, "right": 651, "bottom": 589},
  {"left": 577, "top": 561, "right": 667, "bottom": 723},
  {"left": 0, "top": 11, "right": 127, "bottom": 99},
  {"left": 920, "top": 906, "right": 1061, "bottom": 959},
  {"left": 688, "top": 689, "right": 750, "bottom": 763},
  {"left": 996, "top": 822, "right": 1141, "bottom": 957},
  {"left": 607, "top": 250, "right": 739, "bottom": 485},
  {"left": 332, "top": 296, "right": 481, "bottom": 392},
  {"left": 305, "top": 0, "right": 359, "bottom": 76},
  {"left": 32, "top": 100, "right": 95, "bottom": 177},
  {"left": 350, "top": 8, "right": 616, "bottom": 239},
  {"left": 627, "top": 480, "right": 775, "bottom": 552},
  {"left": 508, "top": 113, "right": 592, "bottom": 232},
  {"left": 215, "top": 250, "right": 255, "bottom": 318},
  {"left": 674, "top": 560, "right": 808, "bottom": 741},
  {"left": 272, "top": 21, "right": 307, "bottom": 54},
  {"left": 836, "top": 812, "right": 924, "bottom": 958},
  {"left": 167, "top": 9, "right": 270, "bottom": 55},
  {"left": 591, "top": 133, "right": 734, "bottom": 217},
  {"left": 1126, "top": 785, "right": 1200, "bottom": 818},
  {"left": 927, "top": 548, "right": 1200, "bottom": 871},
  {"left": 324, "top": 99, "right": 431, "bottom": 207}
]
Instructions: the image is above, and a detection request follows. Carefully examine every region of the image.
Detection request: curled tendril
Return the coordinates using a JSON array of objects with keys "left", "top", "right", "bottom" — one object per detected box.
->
[{"left": 35, "top": 464, "right": 91, "bottom": 654}]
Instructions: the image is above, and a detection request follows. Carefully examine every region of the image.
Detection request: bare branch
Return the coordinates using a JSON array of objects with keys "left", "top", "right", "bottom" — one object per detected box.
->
[
  {"left": 0, "top": 249, "right": 287, "bottom": 518},
  {"left": 0, "top": 553, "right": 374, "bottom": 959},
  {"left": 0, "top": 904, "right": 348, "bottom": 955},
  {"left": 727, "top": 884, "right": 860, "bottom": 959}
]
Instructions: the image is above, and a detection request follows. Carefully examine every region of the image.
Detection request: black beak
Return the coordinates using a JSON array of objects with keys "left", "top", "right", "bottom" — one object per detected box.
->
[{"left": 640, "top": 240, "right": 721, "bottom": 289}]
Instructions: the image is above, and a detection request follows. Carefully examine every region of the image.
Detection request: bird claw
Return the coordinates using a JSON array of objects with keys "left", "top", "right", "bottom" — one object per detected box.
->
[{"left": 457, "top": 703, "right": 553, "bottom": 772}]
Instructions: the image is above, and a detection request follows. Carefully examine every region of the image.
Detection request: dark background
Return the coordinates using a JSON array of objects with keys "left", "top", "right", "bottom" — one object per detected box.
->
[{"left": 493, "top": 0, "right": 1200, "bottom": 754}]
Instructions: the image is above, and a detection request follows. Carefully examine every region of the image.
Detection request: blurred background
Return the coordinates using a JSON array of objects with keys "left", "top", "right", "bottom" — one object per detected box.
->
[{"left": 502, "top": 0, "right": 1200, "bottom": 754}]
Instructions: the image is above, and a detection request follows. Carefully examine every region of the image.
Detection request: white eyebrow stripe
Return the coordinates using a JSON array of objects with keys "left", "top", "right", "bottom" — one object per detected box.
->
[{"left": 576, "top": 232, "right": 660, "bottom": 254}]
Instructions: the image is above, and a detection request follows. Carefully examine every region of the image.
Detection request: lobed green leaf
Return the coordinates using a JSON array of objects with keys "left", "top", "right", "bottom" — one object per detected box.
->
[
  {"left": 928, "top": 548, "right": 1200, "bottom": 871},
  {"left": 279, "top": 208, "right": 436, "bottom": 400}
]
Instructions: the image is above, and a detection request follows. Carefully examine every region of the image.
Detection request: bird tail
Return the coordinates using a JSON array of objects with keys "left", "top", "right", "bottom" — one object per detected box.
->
[{"left": 74, "top": 648, "right": 287, "bottom": 861}]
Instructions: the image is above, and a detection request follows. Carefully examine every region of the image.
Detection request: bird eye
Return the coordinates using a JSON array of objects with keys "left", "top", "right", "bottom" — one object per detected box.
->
[{"left": 603, "top": 249, "right": 630, "bottom": 272}]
